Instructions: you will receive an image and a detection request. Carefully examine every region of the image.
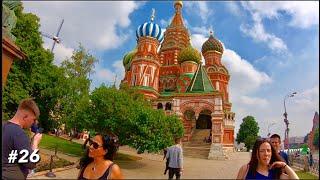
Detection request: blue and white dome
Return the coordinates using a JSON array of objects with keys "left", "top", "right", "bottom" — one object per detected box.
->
[{"left": 136, "top": 8, "right": 164, "bottom": 43}]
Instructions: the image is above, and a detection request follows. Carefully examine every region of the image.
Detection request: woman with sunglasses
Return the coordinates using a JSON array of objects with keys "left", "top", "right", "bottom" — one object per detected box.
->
[
  {"left": 236, "top": 138, "right": 299, "bottom": 179},
  {"left": 78, "top": 133, "right": 123, "bottom": 179}
]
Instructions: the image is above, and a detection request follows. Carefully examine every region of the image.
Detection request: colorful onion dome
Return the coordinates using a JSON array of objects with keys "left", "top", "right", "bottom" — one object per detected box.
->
[
  {"left": 178, "top": 45, "right": 201, "bottom": 64},
  {"left": 136, "top": 8, "right": 164, "bottom": 43},
  {"left": 201, "top": 31, "right": 224, "bottom": 54},
  {"left": 123, "top": 48, "right": 137, "bottom": 70}
]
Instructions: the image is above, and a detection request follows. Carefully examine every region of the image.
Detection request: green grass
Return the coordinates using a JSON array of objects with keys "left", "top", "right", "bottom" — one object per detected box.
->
[
  {"left": 39, "top": 134, "right": 141, "bottom": 161},
  {"left": 296, "top": 170, "right": 318, "bottom": 179},
  {"left": 39, "top": 134, "right": 84, "bottom": 157}
]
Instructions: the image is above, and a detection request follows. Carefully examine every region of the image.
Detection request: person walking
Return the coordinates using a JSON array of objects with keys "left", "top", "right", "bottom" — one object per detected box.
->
[
  {"left": 165, "top": 137, "right": 183, "bottom": 180},
  {"left": 2, "top": 98, "right": 43, "bottom": 179},
  {"left": 309, "top": 152, "right": 314, "bottom": 168},
  {"left": 236, "top": 138, "right": 299, "bottom": 179},
  {"left": 270, "top": 134, "right": 289, "bottom": 165}
]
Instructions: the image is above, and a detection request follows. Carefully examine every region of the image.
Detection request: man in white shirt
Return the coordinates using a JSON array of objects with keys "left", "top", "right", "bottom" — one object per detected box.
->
[{"left": 165, "top": 138, "right": 183, "bottom": 179}]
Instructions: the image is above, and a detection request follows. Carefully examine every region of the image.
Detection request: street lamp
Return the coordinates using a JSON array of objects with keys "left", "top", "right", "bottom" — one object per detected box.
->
[
  {"left": 283, "top": 91, "right": 297, "bottom": 159},
  {"left": 267, "top": 122, "right": 276, "bottom": 137}
]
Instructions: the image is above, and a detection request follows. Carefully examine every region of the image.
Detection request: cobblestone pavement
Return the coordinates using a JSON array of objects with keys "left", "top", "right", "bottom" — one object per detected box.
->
[{"left": 29, "top": 146, "right": 251, "bottom": 179}]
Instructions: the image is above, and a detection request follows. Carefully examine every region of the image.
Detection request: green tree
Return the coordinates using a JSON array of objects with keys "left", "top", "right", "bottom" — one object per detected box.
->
[
  {"left": 58, "top": 44, "right": 97, "bottom": 137},
  {"left": 2, "top": 2, "right": 63, "bottom": 132},
  {"left": 236, "top": 116, "right": 260, "bottom": 151},
  {"left": 87, "top": 85, "right": 184, "bottom": 153},
  {"left": 313, "top": 127, "right": 319, "bottom": 148}
]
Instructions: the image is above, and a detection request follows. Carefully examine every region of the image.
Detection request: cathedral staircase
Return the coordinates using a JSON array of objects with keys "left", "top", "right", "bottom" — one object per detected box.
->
[{"left": 183, "top": 129, "right": 211, "bottom": 159}]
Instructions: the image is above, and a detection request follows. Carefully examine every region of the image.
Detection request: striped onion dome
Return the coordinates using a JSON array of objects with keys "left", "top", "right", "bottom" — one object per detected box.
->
[{"left": 136, "top": 8, "right": 164, "bottom": 43}]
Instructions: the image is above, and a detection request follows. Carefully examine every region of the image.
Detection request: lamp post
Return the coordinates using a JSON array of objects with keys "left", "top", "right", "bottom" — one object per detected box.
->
[
  {"left": 283, "top": 92, "right": 297, "bottom": 158},
  {"left": 267, "top": 122, "right": 276, "bottom": 137}
]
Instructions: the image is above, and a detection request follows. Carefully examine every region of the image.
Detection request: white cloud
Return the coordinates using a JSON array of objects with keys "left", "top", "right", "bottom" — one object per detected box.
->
[
  {"left": 293, "top": 86, "right": 319, "bottom": 112},
  {"left": 23, "top": 1, "right": 142, "bottom": 51},
  {"left": 240, "top": 14, "right": 288, "bottom": 53},
  {"left": 225, "top": 2, "right": 243, "bottom": 17},
  {"left": 239, "top": 96, "right": 269, "bottom": 107},
  {"left": 91, "top": 60, "right": 125, "bottom": 90},
  {"left": 239, "top": 1, "right": 319, "bottom": 53},
  {"left": 241, "top": 1, "right": 319, "bottom": 29},
  {"left": 190, "top": 33, "right": 207, "bottom": 52},
  {"left": 185, "top": 2, "right": 212, "bottom": 23},
  {"left": 222, "top": 49, "right": 273, "bottom": 95},
  {"left": 191, "top": 26, "right": 212, "bottom": 36},
  {"left": 43, "top": 42, "right": 74, "bottom": 65},
  {"left": 160, "top": 17, "right": 172, "bottom": 28}
]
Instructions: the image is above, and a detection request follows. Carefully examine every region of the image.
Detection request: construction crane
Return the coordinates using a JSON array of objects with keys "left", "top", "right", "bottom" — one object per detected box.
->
[{"left": 40, "top": 19, "right": 64, "bottom": 52}]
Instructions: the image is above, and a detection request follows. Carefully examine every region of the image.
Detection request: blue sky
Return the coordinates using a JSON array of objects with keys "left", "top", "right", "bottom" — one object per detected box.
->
[{"left": 23, "top": 1, "right": 319, "bottom": 138}]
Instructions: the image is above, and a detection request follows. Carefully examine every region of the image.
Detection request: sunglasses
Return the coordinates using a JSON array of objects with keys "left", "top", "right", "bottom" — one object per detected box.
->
[{"left": 88, "top": 139, "right": 103, "bottom": 149}]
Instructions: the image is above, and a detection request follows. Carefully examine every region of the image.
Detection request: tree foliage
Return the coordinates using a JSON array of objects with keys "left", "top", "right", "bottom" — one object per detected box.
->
[
  {"left": 177, "top": 45, "right": 201, "bottom": 64},
  {"left": 58, "top": 44, "right": 97, "bottom": 134},
  {"left": 84, "top": 85, "right": 184, "bottom": 153},
  {"left": 236, "top": 116, "right": 260, "bottom": 151},
  {"left": 2, "top": 2, "right": 62, "bottom": 132},
  {"left": 2, "top": 2, "right": 184, "bottom": 154}
]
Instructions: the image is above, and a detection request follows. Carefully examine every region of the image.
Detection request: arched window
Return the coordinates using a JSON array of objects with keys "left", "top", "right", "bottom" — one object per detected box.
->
[
  {"left": 165, "top": 102, "right": 172, "bottom": 110},
  {"left": 157, "top": 103, "right": 163, "bottom": 110}
]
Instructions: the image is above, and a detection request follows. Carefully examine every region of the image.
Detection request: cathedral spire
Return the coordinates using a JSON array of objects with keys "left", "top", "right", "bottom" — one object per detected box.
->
[
  {"left": 169, "top": 1, "right": 184, "bottom": 27},
  {"left": 209, "top": 30, "right": 214, "bottom": 37},
  {"left": 150, "top": 8, "right": 155, "bottom": 22}
]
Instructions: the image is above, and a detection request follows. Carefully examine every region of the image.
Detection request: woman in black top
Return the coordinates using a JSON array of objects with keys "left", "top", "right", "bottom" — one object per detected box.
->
[{"left": 78, "top": 133, "right": 123, "bottom": 179}]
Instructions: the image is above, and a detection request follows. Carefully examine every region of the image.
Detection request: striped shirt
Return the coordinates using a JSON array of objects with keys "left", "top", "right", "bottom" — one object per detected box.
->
[{"left": 165, "top": 144, "right": 183, "bottom": 168}]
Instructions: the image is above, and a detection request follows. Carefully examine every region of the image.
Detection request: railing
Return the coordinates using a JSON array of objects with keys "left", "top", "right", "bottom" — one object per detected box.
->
[{"left": 290, "top": 155, "right": 319, "bottom": 176}]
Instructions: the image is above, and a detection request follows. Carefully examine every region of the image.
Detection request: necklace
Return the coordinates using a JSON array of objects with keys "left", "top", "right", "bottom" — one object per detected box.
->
[{"left": 92, "top": 163, "right": 96, "bottom": 171}]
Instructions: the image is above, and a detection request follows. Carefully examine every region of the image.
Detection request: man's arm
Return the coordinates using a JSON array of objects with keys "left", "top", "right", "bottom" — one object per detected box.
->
[
  {"left": 165, "top": 148, "right": 170, "bottom": 160},
  {"left": 178, "top": 147, "right": 183, "bottom": 169},
  {"left": 13, "top": 131, "right": 37, "bottom": 169}
]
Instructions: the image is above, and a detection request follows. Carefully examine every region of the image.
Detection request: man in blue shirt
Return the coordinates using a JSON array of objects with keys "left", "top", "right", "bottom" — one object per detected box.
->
[
  {"left": 165, "top": 137, "right": 183, "bottom": 179},
  {"left": 2, "top": 98, "right": 43, "bottom": 179},
  {"left": 270, "top": 134, "right": 289, "bottom": 164}
]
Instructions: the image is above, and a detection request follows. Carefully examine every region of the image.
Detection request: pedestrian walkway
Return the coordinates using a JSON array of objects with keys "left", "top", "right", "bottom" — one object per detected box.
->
[{"left": 29, "top": 145, "right": 251, "bottom": 179}]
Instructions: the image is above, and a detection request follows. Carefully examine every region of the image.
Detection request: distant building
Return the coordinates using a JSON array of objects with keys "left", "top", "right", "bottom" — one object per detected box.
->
[
  {"left": 289, "top": 136, "right": 304, "bottom": 148},
  {"left": 307, "top": 112, "right": 319, "bottom": 151}
]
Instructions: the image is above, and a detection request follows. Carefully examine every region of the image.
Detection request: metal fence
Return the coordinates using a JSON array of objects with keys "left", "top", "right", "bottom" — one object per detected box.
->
[{"left": 290, "top": 155, "right": 319, "bottom": 176}]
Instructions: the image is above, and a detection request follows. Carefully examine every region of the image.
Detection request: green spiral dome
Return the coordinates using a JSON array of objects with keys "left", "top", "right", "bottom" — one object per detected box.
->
[
  {"left": 178, "top": 45, "right": 201, "bottom": 64},
  {"left": 201, "top": 35, "right": 224, "bottom": 54},
  {"left": 123, "top": 49, "right": 137, "bottom": 70}
]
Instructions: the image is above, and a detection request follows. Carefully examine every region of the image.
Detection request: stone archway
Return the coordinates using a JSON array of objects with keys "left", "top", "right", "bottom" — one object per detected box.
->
[
  {"left": 183, "top": 109, "right": 196, "bottom": 129},
  {"left": 196, "top": 109, "right": 212, "bottom": 129}
]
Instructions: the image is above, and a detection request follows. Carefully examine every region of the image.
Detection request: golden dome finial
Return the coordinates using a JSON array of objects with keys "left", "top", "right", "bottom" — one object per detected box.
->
[{"left": 174, "top": 1, "right": 183, "bottom": 9}]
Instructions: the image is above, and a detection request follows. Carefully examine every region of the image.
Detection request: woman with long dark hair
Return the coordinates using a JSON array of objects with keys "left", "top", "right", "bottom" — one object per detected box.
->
[
  {"left": 236, "top": 138, "right": 299, "bottom": 179},
  {"left": 78, "top": 133, "right": 123, "bottom": 179}
]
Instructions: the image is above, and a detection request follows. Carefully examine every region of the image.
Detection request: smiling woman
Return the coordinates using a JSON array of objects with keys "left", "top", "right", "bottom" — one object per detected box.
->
[{"left": 78, "top": 133, "right": 123, "bottom": 180}]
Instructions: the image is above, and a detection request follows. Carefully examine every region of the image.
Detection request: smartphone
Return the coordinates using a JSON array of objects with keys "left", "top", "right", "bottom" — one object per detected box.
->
[
  {"left": 31, "top": 124, "right": 43, "bottom": 134},
  {"left": 37, "top": 127, "right": 44, "bottom": 134}
]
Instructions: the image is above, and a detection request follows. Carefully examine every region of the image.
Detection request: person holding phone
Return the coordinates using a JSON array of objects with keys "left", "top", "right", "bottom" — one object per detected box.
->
[{"left": 2, "top": 98, "right": 43, "bottom": 179}]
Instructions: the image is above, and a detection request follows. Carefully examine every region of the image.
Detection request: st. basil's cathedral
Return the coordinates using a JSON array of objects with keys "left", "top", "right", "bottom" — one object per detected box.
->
[{"left": 121, "top": 1, "right": 235, "bottom": 158}]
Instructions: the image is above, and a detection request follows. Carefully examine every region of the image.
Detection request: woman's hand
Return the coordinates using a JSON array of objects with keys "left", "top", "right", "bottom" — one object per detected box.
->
[{"left": 269, "top": 161, "right": 286, "bottom": 169}]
